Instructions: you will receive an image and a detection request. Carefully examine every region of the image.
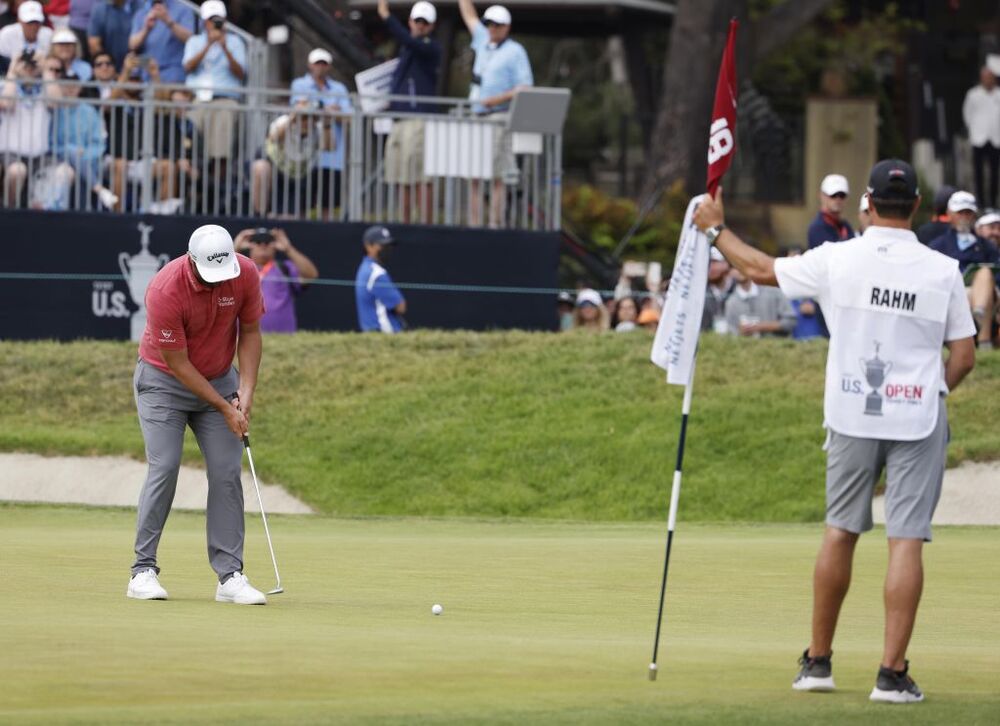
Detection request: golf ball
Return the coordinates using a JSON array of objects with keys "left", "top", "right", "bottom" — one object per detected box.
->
[{"left": 432, "top": 603, "right": 443, "bottom": 616}]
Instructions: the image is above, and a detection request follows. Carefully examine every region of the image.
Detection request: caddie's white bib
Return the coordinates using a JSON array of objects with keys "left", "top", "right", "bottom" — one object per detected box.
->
[{"left": 775, "top": 227, "right": 971, "bottom": 442}]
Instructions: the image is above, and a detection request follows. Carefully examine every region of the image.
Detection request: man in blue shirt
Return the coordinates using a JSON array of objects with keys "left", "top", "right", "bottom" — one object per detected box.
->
[
  {"left": 290, "top": 47, "right": 353, "bottom": 216},
  {"left": 87, "top": 0, "right": 133, "bottom": 68},
  {"left": 355, "top": 225, "right": 406, "bottom": 333},
  {"left": 377, "top": 0, "right": 441, "bottom": 223},
  {"left": 128, "top": 0, "right": 194, "bottom": 83},
  {"left": 457, "top": 1, "right": 533, "bottom": 227},
  {"left": 930, "top": 190, "right": 999, "bottom": 349},
  {"left": 807, "top": 173, "right": 854, "bottom": 248},
  {"left": 806, "top": 173, "right": 854, "bottom": 337},
  {"left": 181, "top": 0, "right": 244, "bottom": 207}
]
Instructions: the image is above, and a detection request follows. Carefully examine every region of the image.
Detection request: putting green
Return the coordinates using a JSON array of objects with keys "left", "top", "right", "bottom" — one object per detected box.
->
[{"left": 1, "top": 506, "right": 997, "bottom": 725}]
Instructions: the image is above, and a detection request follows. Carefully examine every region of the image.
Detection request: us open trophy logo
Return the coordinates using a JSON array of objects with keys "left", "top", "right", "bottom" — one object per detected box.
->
[
  {"left": 859, "top": 341, "right": 893, "bottom": 416},
  {"left": 119, "top": 223, "right": 169, "bottom": 342}
]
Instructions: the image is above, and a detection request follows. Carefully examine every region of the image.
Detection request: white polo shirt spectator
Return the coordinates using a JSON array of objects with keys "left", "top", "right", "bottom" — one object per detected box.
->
[
  {"left": 963, "top": 66, "right": 1000, "bottom": 207},
  {"left": 0, "top": 2, "right": 53, "bottom": 63}
]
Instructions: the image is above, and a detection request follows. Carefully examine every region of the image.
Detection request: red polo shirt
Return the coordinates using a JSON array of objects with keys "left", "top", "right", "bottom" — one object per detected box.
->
[{"left": 139, "top": 254, "right": 264, "bottom": 380}]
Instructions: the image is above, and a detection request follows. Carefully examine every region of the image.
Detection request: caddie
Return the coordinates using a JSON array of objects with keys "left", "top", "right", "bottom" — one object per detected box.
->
[
  {"left": 127, "top": 224, "right": 269, "bottom": 605},
  {"left": 693, "top": 160, "right": 977, "bottom": 703}
]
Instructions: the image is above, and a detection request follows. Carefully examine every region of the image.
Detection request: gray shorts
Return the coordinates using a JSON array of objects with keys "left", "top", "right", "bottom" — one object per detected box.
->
[{"left": 825, "top": 398, "right": 948, "bottom": 541}]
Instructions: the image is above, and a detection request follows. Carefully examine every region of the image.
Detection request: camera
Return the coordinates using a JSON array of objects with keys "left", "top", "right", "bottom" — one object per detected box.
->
[
  {"left": 212, "top": 18, "right": 224, "bottom": 29},
  {"left": 250, "top": 228, "right": 274, "bottom": 244},
  {"left": 19, "top": 48, "right": 37, "bottom": 68}
]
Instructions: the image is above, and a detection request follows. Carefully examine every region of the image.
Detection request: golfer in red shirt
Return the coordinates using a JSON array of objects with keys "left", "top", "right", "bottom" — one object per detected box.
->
[{"left": 126, "top": 224, "right": 269, "bottom": 605}]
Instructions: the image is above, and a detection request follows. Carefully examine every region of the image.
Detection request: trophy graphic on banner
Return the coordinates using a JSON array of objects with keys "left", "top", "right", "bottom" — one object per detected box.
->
[
  {"left": 119, "top": 223, "right": 169, "bottom": 341},
  {"left": 859, "top": 341, "right": 893, "bottom": 416}
]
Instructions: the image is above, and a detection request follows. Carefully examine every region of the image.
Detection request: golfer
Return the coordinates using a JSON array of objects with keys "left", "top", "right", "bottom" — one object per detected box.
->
[
  {"left": 693, "top": 160, "right": 976, "bottom": 703},
  {"left": 127, "top": 224, "right": 269, "bottom": 605}
]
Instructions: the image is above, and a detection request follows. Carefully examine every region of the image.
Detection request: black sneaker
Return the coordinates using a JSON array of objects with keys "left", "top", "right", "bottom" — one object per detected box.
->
[
  {"left": 792, "top": 648, "right": 835, "bottom": 692},
  {"left": 869, "top": 661, "right": 924, "bottom": 703}
]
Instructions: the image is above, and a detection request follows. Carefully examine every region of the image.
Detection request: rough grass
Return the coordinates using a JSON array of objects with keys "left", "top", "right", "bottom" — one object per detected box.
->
[
  {"left": 0, "top": 333, "right": 997, "bottom": 521},
  {"left": 0, "top": 506, "right": 997, "bottom": 725}
]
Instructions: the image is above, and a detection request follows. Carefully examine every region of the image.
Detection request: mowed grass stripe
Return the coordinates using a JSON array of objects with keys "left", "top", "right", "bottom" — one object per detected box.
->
[
  {"left": 1, "top": 333, "right": 998, "bottom": 521},
  {"left": 0, "top": 506, "right": 997, "bottom": 724}
]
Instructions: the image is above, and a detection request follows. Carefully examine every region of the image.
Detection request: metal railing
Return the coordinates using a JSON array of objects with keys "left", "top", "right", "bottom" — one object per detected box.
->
[{"left": 0, "top": 81, "right": 564, "bottom": 231}]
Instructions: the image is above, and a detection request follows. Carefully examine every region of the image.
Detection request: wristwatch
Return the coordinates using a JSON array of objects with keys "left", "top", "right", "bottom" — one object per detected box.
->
[{"left": 705, "top": 224, "right": 726, "bottom": 245}]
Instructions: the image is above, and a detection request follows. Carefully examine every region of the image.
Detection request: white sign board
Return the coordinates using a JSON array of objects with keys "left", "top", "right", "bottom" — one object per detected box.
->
[
  {"left": 424, "top": 119, "right": 497, "bottom": 180},
  {"left": 354, "top": 59, "right": 399, "bottom": 113}
]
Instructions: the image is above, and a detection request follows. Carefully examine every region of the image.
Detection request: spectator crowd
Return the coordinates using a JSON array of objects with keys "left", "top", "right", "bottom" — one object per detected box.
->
[{"left": 0, "top": 0, "right": 539, "bottom": 224}]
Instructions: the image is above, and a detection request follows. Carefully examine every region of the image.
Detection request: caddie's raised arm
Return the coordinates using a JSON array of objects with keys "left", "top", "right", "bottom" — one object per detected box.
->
[{"left": 693, "top": 188, "right": 778, "bottom": 287}]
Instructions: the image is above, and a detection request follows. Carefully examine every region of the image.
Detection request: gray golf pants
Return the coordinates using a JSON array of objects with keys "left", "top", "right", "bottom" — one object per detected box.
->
[{"left": 131, "top": 359, "right": 245, "bottom": 580}]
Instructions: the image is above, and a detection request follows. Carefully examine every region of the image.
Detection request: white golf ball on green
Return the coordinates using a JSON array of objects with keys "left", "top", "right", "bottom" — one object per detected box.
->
[{"left": 432, "top": 603, "right": 443, "bottom": 616}]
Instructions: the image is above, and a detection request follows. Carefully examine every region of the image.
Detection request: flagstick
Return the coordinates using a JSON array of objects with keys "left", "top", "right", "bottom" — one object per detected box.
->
[{"left": 648, "top": 358, "right": 696, "bottom": 681}]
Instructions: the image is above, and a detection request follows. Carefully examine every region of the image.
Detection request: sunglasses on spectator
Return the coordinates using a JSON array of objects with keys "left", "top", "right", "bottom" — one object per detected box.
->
[
  {"left": 829, "top": 192, "right": 848, "bottom": 199},
  {"left": 94, "top": 60, "right": 114, "bottom": 67},
  {"left": 412, "top": 17, "right": 430, "bottom": 25},
  {"left": 483, "top": 19, "right": 499, "bottom": 26}
]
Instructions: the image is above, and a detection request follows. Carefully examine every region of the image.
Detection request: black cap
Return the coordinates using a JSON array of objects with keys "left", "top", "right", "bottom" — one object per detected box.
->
[
  {"left": 932, "top": 185, "right": 957, "bottom": 215},
  {"left": 557, "top": 290, "right": 574, "bottom": 305},
  {"left": 867, "top": 159, "right": 919, "bottom": 201},
  {"left": 362, "top": 225, "right": 394, "bottom": 246}
]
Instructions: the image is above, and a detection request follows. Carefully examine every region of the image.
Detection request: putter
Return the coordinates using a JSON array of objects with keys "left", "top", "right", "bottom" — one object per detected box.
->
[{"left": 242, "top": 434, "right": 284, "bottom": 595}]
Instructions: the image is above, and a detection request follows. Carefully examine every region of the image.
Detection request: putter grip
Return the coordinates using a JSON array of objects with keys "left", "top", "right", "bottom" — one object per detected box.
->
[{"left": 242, "top": 434, "right": 250, "bottom": 448}]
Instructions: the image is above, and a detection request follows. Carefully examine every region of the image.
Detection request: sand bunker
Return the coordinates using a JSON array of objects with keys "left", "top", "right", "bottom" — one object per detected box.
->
[{"left": 0, "top": 453, "right": 312, "bottom": 514}]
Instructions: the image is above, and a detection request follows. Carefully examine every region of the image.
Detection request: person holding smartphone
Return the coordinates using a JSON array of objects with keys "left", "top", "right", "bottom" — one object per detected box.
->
[
  {"left": 234, "top": 227, "right": 319, "bottom": 334},
  {"left": 128, "top": 0, "right": 194, "bottom": 83}
]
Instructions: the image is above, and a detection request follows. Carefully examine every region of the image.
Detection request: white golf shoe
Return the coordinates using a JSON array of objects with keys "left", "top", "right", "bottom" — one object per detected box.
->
[
  {"left": 215, "top": 572, "right": 267, "bottom": 605},
  {"left": 127, "top": 569, "right": 168, "bottom": 600}
]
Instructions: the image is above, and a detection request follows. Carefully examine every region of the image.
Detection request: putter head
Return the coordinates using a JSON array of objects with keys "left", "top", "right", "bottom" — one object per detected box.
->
[{"left": 268, "top": 587, "right": 284, "bottom": 595}]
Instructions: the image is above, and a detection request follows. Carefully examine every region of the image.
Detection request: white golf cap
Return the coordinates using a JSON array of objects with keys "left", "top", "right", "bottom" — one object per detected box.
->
[
  {"left": 976, "top": 211, "right": 1000, "bottom": 228},
  {"left": 483, "top": 5, "right": 512, "bottom": 25},
  {"left": 859, "top": 194, "right": 869, "bottom": 213},
  {"left": 576, "top": 288, "right": 602, "bottom": 308},
  {"left": 820, "top": 174, "right": 849, "bottom": 196},
  {"left": 308, "top": 48, "right": 333, "bottom": 65},
  {"left": 52, "top": 29, "right": 78, "bottom": 44},
  {"left": 188, "top": 225, "right": 240, "bottom": 283},
  {"left": 948, "top": 190, "right": 977, "bottom": 213},
  {"left": 410, "top": 1, "right": 437, "bottom": 23},
  {"left": 18, "top": 1, "right": 45, "bottom": 23},
  {"left": 200, "top": 0, "right": 227, "bottom": 21}
]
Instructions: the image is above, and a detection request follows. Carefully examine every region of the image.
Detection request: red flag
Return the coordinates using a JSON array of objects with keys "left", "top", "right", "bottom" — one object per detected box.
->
[{"left": 706, "top": 19, "right": 738, "bottom": 198}]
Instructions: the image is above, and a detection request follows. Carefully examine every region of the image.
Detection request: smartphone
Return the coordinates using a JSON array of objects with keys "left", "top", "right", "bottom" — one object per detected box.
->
[
  {"left": 212, "top": 18, "right": 224, "bottom": 29},
  {"left": 621, "top": 260, "right": 647, "bottom": 277},
  {"left": 646, "top": 262, "right": 662, "bottom": 288},
  {"left": 250, "top": 228, "right": 274, "bottom": 244},
  {"left": 136, "top": 55, "right": 151, "bottom": 68}
]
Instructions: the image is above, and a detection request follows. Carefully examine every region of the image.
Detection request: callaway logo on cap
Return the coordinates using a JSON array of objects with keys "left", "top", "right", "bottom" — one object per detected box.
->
[{"left": 188, "top": 224, "right": 240, "bottom": 283}]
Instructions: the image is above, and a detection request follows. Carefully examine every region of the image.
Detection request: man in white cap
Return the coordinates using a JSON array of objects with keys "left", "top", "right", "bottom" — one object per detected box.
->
[
  {"left": 377, "top": 0, "right": 441, "bottom": 223},
  {"left": 290, "top": 47, "right": 353, "bottom": 215},
  {"left": 127, "top": 224, "right": 269, "bottom": 605},
  {"left": 0, "top": 2, "right": 53, "bottom": 68},
  {"left": 929, "top": 191, "right": 999, "bottom": 350},
  {"left": 457, "top": 0, "right": 533, "bottom": 227},
  {"left": 975, "top": 209, "right": 1000, "bottom": 245},
  {"left": 808, "top": 173, "right": 854, "bottom": 248},
  {"left": 51, "top": 28, "right": 93, "bottom": 80},
  {"left": 181, "top": 0, "right": 246, "bottom": 197}
]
